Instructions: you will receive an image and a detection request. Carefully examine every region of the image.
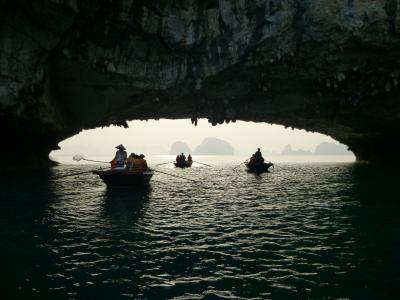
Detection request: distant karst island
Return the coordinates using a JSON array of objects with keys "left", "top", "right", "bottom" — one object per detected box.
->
[
  {"left": 169, "top": 141, "right": 192, "bottom": 155},
  {"left": 169, "top": 138, "right": 234, "bottom": 155},
  {"left": 314, "top": 142, "right": 351, "bottom": 155},
  {"left": 194, "top": 138, "right": 234, "bottom": 155},
  {"left": 281, "top": 145, "right": 313, "bottom": 156},
  {"left": 281, "top": 142, "right": 352, "bottom": 156}
]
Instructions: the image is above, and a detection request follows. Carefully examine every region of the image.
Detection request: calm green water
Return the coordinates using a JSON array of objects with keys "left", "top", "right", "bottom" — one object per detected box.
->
[{"left": 1, "top": 163, "right": 399, "bottom": 299}]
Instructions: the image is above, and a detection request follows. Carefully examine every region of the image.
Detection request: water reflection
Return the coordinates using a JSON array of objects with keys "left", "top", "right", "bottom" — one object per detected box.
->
[
  {"left": 101, "top": 187, "right": 150, "bottom": 225},
  {"left": 0, "top": 163, "right": 399, "bottom": 299}
]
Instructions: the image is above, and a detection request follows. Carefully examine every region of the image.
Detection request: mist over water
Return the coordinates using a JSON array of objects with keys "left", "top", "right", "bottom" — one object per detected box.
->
[
  {"left": 51, "top": 154, "right": 355, "bottom": 165},
  {"left": 1, "top": 160, "right": 399, "bottom": 299},
  {"left": 50, "top": 120, "right": 355, "bottom": 159}
]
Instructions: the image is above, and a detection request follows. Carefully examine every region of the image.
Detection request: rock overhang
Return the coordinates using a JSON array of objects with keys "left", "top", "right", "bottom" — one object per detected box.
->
[{"left": 1, "top": 0, "right": 400, "bottom": 167}]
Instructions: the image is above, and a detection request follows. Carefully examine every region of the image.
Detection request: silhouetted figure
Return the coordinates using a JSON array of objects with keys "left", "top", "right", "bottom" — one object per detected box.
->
[
  {"left": 114, "top": 144, "right": 127, "bottom": 169},
  {"left": 250, "top": 148, "right": 264, "bottom": 165},
  {"left": 187, "top": 154, "right": 192, "bottom": 162},
  {"left": 177, "top": 153, "right": 186, "bottom": 163}
]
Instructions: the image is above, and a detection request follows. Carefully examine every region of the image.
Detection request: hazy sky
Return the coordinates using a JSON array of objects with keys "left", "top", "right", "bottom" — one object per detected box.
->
[{"left": 52, "top": 119, "right": 347, "bottom": 157}]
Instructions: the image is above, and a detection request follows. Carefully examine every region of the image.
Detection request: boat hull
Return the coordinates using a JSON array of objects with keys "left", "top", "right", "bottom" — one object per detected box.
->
[
  {"left": 93, "top": 169, "right": 153, "bottom": 186},
  {"left": 174, "top": 161, "right": 192, "bottom": 168},
  {"left": 245, "top": 162, "right": 273, "bottom": 173}
]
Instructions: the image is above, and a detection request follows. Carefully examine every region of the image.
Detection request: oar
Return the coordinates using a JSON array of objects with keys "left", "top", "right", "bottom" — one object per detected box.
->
[
  {"left": 272, "top": 163, "right": 290, "bottom": 171},
  {"left": 193, "top": 161, "right": 212, "bottom": 167},
  {"left": 152, "top": 169, "right": 198, "bottom": 183},
  {"left": 155, "top": 161, "right": 174, "bottom": 167},
  {"left": 53, "top": 167, "right": 107, "bottom": 179},
  {"left": 73, "top": 155, "right": 109, "bottom": 164},
  {"left": 233, "top": 160, "right": 248, "bottom": 170}
]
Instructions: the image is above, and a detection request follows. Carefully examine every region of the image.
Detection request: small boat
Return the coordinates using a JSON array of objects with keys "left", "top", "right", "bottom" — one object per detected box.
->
[
  {"left": 245, "top": 162, "right": 274, "bottom": 173},
  {"left": 93, "top": 169, "right": 153, "bottom": 186},
  {"left": 174, "top": 161, "right": 193, "bottom": 168}
]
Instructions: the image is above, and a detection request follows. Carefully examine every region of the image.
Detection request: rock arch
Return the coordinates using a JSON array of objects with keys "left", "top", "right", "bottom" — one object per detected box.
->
[{"left": 1, "top": 0, "right": 399, "bottom": 167}]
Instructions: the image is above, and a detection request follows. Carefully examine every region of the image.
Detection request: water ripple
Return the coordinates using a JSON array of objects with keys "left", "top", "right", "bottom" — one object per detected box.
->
[{"left": 1, "top": 163, "right": 400, "bottom": 298}]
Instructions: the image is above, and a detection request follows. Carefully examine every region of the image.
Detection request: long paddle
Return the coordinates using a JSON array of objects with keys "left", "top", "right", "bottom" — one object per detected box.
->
[
  {"left": 193, "top": 161, "right": 212, "bottom": 167},
  {"left": 53, "top": 167, "right": 108, "bottom": 179},
  {"left": 233, "top": 160, "right": 248, "bottom": 170},
  {"left": 272, "top": 163, "right": 290, "bottom": 171},
  {"left": 155, "top": 161, "right": 174, "bottom": 167},
  {"left": 73, "top": 155, "right": 110, "bottom": 164},
  {"left": 152, "top": 169, "right": 198, "bottom": 183}
]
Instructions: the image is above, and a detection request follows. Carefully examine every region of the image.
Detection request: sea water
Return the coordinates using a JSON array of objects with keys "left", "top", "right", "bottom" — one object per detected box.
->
[{"left": 0, "top": 159, "right": 399, "bottom": 299}]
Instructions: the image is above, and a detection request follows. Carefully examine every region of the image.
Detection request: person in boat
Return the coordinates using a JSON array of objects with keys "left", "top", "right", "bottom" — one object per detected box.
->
[
  {"left": 137, "top": 154, "right": 148, "bottom": 171},
  {"left": 126, "top": 153, "right": 136, "bottom": 171},
  {"left": 126, "top": 153, "right": 148, "bottom": 172},
  {"left": 187, "top": 154, "right": 192, "bottom": 163},
  {"left": 250, "top": 148, "right": 264, "bottom": 165},
  {"left": 114, "top": 144, "right": 127, "bottom": 169}
]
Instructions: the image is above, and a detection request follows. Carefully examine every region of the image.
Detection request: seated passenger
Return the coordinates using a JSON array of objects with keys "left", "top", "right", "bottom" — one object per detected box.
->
[
  {"left": 126, "top": 153, "right": 136, "bottom": 171},
  {"left": 135, "top": 154, "right": 148, "bottom": 172},
  {"left": 110, "top": 159, "right": 117, "bottom": 169},
  {"left": 126, "top": 153, "right": 148, "bottom": 172}
]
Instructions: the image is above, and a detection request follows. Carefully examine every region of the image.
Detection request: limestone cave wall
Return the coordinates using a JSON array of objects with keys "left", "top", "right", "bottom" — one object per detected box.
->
[{"left": 1, "top": 0, "right": 400, "bottom": 167}]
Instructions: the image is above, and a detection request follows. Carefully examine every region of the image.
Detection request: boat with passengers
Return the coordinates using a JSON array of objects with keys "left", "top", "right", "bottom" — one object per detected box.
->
[
  {"left": 174, "top": 153, "right": 193, "bottom": 168},
  {"left": 245, "top": 148, "right": 274, "bottom": 173},
  {"left": 93, "top": 147, "right": 153, "bottom": 186}
]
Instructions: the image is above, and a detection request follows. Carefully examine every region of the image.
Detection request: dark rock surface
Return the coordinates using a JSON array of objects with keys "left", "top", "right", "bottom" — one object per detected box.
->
[{"left": 1, "top": 0, "right": 400, "bottom": 167}]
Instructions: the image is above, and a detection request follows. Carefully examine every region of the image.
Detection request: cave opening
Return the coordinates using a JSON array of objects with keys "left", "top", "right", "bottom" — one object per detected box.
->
[{"left": 50, "top": 119, "right": 355, "bottom": 165}]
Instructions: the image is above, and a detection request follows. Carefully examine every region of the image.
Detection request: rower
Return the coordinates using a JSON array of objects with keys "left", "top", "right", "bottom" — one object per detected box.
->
[
  {"left": 252, "top": 148, "right": 265, "bottom": 164},
  {"left": 114, "top": 144, "right": 127, "bottom": 169}
]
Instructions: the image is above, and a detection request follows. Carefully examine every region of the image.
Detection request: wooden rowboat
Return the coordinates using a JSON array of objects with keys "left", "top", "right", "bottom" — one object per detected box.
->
[
  {"left": 174, "top": 161, "right": 192, "bottom": 168},
  {"left": 93, "top": 169, "right": 153, "bottom": 186},
  {"left": 245, "top": 162, "right": 274, "bottom": 173}
]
